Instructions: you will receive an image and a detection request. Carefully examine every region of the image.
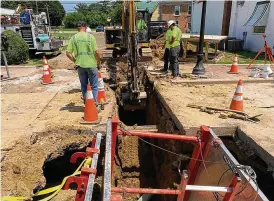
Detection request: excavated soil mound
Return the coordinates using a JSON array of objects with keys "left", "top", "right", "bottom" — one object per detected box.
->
[
  {"left": 1, "top": 129, "right": 92, "bottom": 200},
  {"left": 150, "top": 39, "right": 165, "bottom": 66},
  {"left": 48, "top": 52, "right": 75, "bottom": 70}
]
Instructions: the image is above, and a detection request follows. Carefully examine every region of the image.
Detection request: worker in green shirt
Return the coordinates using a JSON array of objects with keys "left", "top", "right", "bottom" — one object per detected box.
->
[
  {"left": 163, "top": 25, "right": 173, "bottom": 72},
  {"left": 66, "top": 21, "right": 101, "bottom": 108},
  {"left": 137, "top": 13, "right": 147, "bottom": 41},
  {"left": 168, "top": 20, "right": 182, "bottom": 79}
]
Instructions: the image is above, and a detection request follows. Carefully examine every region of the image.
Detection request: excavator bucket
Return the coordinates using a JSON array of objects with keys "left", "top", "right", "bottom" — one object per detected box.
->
[{"left": 140, "top": 47, "right": 152, "bottom": 62}]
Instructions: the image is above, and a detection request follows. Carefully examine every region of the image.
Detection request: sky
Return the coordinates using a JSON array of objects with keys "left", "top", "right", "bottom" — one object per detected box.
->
[{"left": 60, "top": 1, "right": 97, "bottom": 13}]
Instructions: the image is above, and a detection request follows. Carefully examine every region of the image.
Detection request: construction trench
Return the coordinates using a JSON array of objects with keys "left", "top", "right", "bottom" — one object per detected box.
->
[{"left": 1, "top": 60, "right": 274, "bottom": 201}]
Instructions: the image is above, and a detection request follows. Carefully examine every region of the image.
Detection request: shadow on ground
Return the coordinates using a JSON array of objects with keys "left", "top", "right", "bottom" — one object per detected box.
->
[
  {"left": 60, "top": 103, "right": 84, "bottom": 112},
  {"left": 65, "top": 89, "right": 81, "bottom": 94}
]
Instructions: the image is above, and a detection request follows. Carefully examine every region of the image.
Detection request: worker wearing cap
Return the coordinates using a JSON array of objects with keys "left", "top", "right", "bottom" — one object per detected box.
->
[
  {"left": 168, "top": 20, "right": 182, "bottom": 79},
  {"left": 66, "top": 21, "right": 101, "bottom": 108},
  {"left": 137, "top": 13, "right": 147, "bottom": 41},
  {"left": 86, "top": 27, "right": 92, "bottom": 34}
]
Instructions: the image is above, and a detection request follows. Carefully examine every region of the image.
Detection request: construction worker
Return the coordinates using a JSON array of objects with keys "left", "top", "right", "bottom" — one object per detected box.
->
[
  {"left": 66, "top": 21, "right": 101, "bottom": 108},
  {"left": 156, "top": 24, "right": 172, "bottom": 73},
  {"left": 137, "top": 13, "right": 147, "bottom": 41},
  {"left": 86, "top": 27, "right": 92, "bottom": 34},
  {"left": 168, "top": 20, "right": 182, "bottom": 79}
]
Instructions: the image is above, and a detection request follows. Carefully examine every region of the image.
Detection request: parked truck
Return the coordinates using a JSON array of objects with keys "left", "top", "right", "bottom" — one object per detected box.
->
[{"left": 1, "top": 5, "right": 63, "bottom": 55}]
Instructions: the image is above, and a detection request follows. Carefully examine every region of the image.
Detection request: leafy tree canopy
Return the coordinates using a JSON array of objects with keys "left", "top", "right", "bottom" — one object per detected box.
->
[{"left": 64, "top": 1, "right": 122, "bottom": 28}]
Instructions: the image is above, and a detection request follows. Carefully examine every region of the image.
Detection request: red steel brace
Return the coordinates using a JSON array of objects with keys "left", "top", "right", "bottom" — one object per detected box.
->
[
  {"left": 177, "top": 170, "right": 189, "bottom": 201},
  {"left": 223, "top": 174, "right": 241, "bottom": 201},
  {"left": 70, "top": 147, "right": 100, "bottom": 163},
  {"left": 111, "top": 117, "right": 119, "bottom": 177},
  {"left": 70, "top": 137, "right": 100, "bottom": 163},
  {"left": 64, "top": 137, "right": 99, "bottom": 201},
  {"left": 111, "top": 194, "right": 123, "bottom": 201},
  {"left": 63, "top": 167, "right": 97, "bottom": 201},
  {"left": 183, "top": 125, "right": 210, "bottom": 201},
  {"left": 117, "top": 130, "right": 198, "bottom": 142}
]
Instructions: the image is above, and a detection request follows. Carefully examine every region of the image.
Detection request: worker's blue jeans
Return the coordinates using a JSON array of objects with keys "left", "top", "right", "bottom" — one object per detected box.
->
[{"left": 77, "top": 67, "right": 98, "bottom": 106}]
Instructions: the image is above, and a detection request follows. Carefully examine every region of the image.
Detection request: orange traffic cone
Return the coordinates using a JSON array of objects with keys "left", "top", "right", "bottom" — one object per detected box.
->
[
  {"left": 229, "top": 80, "right": 243, "bottom": 111},
  {"left": 228, "top": 54, "right": 239, "bottom": 74},
  {"left": 82, "top": 84, "right": 100, "bottom": 124},
  {"left": 42, "top": 56, "right": 52, "bottom": 77},
  {"left": 41, "top": 61, "right": 54, "bottom": 85},
  {"left": 97, "top": 72, "right": 107, "bottom": 104}
]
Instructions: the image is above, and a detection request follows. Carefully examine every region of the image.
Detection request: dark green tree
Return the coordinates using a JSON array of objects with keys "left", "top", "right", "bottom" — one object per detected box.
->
[
  {"left": 1, "top": 1, "right": 65, "bottom": 26},
  {"left": 1, "top": 30, "right": 29, "bottom": 65},
  {"left": 109, "top": 1, "right": 122, "bottom": 24},
  {"left": 63, "top": 12, "right": 86, "bottom": 28}
]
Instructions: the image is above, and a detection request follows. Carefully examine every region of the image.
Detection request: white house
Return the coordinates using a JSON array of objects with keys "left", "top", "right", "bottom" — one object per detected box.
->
[
  {"left": 192, "top": 1, "right": 226, "bottom": 35},
  {"left": 229, "top": 0, "right": 273, "bottom": 52},
  {"left": 0, "top": 7, "right": 16, "bottom": 15},
  {"left": 192, "top": 0, "right": 274, "bottom": 52}
]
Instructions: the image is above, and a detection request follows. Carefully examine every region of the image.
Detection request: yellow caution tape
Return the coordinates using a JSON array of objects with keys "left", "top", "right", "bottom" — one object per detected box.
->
[
  {"left": 1, "top": 158, "right": 91, "bottom": 201},
  {"left": 83, "top": 157, "right": 92, "bottom": 168},
  {"left": 1, "top": 196, "right": 29, "bottom": 201}
]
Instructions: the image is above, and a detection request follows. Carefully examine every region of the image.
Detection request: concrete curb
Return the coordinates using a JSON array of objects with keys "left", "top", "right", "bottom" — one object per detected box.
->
[
  {"left": 170, "top": 78, "right": 274, "bottom": 85},
  {"left": 1, "top": 65, "right": 39, "bottom": 68}
]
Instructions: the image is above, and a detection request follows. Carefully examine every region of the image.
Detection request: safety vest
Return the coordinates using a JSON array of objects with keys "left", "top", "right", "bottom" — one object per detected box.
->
[
  {"left": 137, "top": 19, "right": 146, "bottom": 30},
  {"left": 68, "top": 32, "right": 97, "bottom": 68},
  {"left": 73, "top": 33, "right": 93, "bottom": 57},
  {"left": 170, "top": 27, "right": 182, "bottom": 48},
  {"left": 165, "top": 29, "right": 173, "bottom": 49}
]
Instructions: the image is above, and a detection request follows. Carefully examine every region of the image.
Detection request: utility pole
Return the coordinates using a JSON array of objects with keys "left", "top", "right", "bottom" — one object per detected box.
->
[
  {"left": 192, "top": 0, "right": 207, "bottom": 75},
  {"left": 35, "top": 0, "right": 38, "bottom": 14},
  {"left": 46, "top": 4, "right": 51, "bottom": 30}
]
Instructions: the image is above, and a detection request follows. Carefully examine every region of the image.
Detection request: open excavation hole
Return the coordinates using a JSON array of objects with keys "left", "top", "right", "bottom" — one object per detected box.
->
[
  {"left": 114, "top": 76, "right": 274, "bottom": 200},
  {"left": 37, "top": 143, "right": 103, "bottom": 200},
  {"left": 41, "top": 145, "right": 88, "bottom": 190},
  {"left": 118, "top": 107, "right": 147, "bottom": 126},
  {"left": 220, "top": 135, "right": 274, "bottom": 201}
]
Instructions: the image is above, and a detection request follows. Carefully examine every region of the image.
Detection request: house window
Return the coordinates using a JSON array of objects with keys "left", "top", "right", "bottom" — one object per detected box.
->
[
  {"left": 188, "top": 4, "right": 192, "bottom": 15},
  {"left": 174, "top": 6, "right": 180, "bottom": 16},
  {"left": 187, "top": 22, "right": 191, "bottom": 33},
  {"left": 253, "top": 26, "right": 266, "bottom": 34}
]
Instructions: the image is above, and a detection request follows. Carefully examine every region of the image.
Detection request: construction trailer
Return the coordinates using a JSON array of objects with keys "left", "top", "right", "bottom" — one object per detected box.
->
[{"left": 0, "top": 6, "right": 63, "bottom": 55}]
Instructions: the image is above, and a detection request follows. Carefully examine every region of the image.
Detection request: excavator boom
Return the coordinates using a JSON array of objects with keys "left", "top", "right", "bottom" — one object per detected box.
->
[{"left": 104, "top": 1, "right": 151, "bottom": 110}]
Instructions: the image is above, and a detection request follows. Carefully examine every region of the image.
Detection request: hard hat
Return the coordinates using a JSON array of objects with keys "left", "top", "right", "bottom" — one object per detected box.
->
[
  {"left": 86, "top": 27, "right": 92, "bottom": 33},
  {"left": 168, "top": 20, "right": 176, "bottom": 27}
]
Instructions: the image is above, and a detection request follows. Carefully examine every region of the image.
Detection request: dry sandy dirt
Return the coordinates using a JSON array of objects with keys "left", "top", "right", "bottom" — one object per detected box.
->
[
  {"left": 1, "top": 31, "right": 274, "bottom": 201},
  {"left": 1, "top": 31, "right": 118, "bottom": 200},
  {"left": 147, "top": 67, "right": 274, "bottom": 168}
]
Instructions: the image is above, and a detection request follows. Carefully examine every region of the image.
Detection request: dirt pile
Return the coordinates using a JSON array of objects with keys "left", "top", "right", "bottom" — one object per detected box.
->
[
  {"left": 150, "top": 39, "right": 165, "bottom": 65},
  {"left": 1, "top": 129, "right": 92, "bottom": 200},
  {"left": 116, "top": 61, "right": 128, "bottom": 83},
  {"left": 118, "top": 136, "right": 140, "bottom": 168},
  {"left": 48, "top": 52, "right": 75, "bottom": 70}
]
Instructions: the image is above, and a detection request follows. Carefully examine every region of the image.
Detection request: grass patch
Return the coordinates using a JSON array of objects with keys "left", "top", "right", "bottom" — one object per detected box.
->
[
  {"left": 186, "top": 41, "right": 267, "bottom": 64},
  {"left": 61, "top": 28, "right": 95, "bottom": 31},
  {"left": 23, "top": 58, "right": 42, "bottom": 66},
  {"left": 52, "top": 33, "right": 75, "bottom": 40},
  {"left": 216, "top": 51, "right": 266, "bottom": 64}
]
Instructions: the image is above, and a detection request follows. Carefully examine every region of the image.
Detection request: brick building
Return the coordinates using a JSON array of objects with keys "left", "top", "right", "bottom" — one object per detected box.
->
[{"left": 157, "top": 2, "right": 192, "bottom": 33}]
